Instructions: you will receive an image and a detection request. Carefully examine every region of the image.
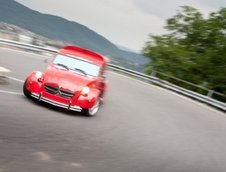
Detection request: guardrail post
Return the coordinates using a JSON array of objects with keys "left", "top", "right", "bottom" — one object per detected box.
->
[{"left": 207, "top": 90, "right": 214, "bottom": 98}]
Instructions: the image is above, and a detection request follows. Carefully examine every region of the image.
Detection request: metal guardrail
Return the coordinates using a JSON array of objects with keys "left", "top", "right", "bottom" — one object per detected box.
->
[{"left": 0, "top": 38, "right": 225, "bottom": 112}]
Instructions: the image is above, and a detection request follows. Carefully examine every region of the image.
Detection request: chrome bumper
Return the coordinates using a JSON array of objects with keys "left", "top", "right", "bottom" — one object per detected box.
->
[{"left": 31, "top": 93, "right": 82, "bottom": 112}]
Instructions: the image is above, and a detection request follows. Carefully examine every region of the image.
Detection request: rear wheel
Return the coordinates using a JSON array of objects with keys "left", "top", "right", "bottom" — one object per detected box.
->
[
  {"left": 23, "top": 79, "right": 31, "bottom": 98},
  {"left": 82, "top": 100, "right": 100, "bottom": 117}
]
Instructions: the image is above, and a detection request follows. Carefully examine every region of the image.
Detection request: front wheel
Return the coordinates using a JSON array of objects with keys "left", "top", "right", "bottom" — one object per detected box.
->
[
  {"left": 82, "top": 100, "right": 100, "bottom": 117},
  {"left": 23, "top": 79, "right": 31, "bottom": 98}
]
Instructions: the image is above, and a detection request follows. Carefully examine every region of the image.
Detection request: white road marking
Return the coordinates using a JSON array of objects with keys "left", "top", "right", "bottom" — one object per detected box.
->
[
  {"left": 34, "top": 152, "right": 52, "bottom": 161},
  {"left": 6, "top": 76, "right": 24, "bottom": 83},
  {"left": 34, "top": 151, "right": 84, "bottom": 168},
  {"left": 0, "top": 66, "right": 11, "bottom": 73},
  {"left": 0, "top": 90, "right": 23, "bottom": 95},
  {"left": 70, "top": 163, "right": 84, "bottom": 168},
  {"left": 0, "top": 66, "right": 11, "bottom": 78}
]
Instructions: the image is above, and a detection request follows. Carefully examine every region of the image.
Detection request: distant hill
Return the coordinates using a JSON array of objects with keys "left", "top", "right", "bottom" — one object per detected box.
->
[{"left": 0, "top": 0, "right": 149, "bottom": 71}]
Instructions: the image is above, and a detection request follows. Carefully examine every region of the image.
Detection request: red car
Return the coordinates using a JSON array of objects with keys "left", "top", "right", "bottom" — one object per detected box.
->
[{"left": 23, "top": 45, "right": 108, "bottom": 116}]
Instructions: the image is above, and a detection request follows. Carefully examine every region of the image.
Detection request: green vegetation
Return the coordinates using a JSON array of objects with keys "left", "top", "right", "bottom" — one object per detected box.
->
[{"left": 143, "top": 6, "right": 226, "bottom": 100}]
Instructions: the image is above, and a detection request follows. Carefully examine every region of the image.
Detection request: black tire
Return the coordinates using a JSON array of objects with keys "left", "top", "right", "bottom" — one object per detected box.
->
[
  {"left": 23, "top": 80, "right": 31, "bottom": 98},
  {"left": 82, "top": 100, "right": 100, "bottom": 117}
]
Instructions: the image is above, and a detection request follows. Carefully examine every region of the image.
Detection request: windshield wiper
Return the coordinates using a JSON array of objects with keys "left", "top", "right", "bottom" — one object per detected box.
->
[
  {"left": 73, "top": 68, "right": 87, "bottom": 76},
  {"left": 55, "top": 63, "right": 69, "bottom": 70}
]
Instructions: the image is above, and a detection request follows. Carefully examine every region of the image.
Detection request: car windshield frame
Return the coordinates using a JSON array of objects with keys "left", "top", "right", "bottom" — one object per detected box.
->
[{"left": 53, "top": 54, "right": 101, "bottom": 77}]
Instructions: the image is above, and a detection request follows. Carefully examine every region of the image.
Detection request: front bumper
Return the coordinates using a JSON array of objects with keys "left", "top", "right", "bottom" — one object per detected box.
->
[{"left": 31, "top": 93, "right": 82, "bottom": 112}]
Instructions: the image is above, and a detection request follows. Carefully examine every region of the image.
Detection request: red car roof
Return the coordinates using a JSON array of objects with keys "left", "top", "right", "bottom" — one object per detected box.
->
[{"left": 59, "top": 46, "right": 106, "bottom": 66}]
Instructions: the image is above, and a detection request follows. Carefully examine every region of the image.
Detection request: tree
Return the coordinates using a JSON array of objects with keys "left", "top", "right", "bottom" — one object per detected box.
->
[{"left": 143, "top": 6, "right": 226, "bottom": 99}]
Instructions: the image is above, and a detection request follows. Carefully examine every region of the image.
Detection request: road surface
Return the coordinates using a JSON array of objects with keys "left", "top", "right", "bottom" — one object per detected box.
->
[{"left": 0, "top": 47, "right": 226, "bottom": 172}]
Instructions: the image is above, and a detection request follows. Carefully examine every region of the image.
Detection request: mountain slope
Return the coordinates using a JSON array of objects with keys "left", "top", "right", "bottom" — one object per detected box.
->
[{"left": 0, "top": 0, "right": 149, "bottom": 71}]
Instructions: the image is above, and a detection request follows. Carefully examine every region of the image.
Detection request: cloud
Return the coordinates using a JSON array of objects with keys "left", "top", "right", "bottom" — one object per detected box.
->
[
  {"left": 15, "top": 0, "right": 225, "bottom": 51},
  {"left": 132, "top": 0, "right": 224, "bottom": 19},
  {"left": 197, "top": 0, "right": 225, "bottom": 9}
]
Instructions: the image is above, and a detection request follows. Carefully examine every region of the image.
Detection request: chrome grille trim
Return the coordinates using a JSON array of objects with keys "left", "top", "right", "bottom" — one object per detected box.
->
[
  {"left": 44, "top": 84, "right": 74, "bottom": 98},
  {"left": 59, "top": 89, "right": 74, "bottom": 98},
  {"left": 45, "top": 84, "right": 58, "bottom": 94}
]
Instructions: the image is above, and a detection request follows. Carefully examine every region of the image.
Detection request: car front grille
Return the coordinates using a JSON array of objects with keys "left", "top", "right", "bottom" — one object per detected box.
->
[
  {"left": 44, "top": 84, "right": 74, "bottom": 99},
  {"left": 45, "top": 84, "right": 58, "bottom": 94}
]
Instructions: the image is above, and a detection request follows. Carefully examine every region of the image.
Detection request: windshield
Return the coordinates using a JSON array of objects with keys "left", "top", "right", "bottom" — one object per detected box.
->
[{"left": 53, "top": 54, "right": 100, "bottom": 77}]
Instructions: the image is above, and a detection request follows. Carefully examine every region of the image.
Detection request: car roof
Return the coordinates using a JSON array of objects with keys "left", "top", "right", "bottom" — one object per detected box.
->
[{"left": 59, "top": 45, "right": 107, "bottom": 66}]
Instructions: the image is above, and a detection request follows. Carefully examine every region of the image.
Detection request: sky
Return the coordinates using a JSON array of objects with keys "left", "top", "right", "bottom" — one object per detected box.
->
[{"left": 16, "top": 0, "right": 225, "bottom": 52}]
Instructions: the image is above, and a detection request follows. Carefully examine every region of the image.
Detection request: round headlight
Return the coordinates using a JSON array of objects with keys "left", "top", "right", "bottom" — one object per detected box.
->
[
  {"left": 81, "top": 86, "right": 90, "bottom": 95},
  {"left": 35, "top": 71, "right": 42, "bottom": 79}
]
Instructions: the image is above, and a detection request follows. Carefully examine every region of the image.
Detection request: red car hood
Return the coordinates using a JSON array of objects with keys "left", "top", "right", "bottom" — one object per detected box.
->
[{"left": 43, "top": 65, "right": 94, "bottom": 92}]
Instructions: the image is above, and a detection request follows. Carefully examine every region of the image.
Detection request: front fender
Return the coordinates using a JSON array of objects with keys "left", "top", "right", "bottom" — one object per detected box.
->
[
  {"left": 25, "top": 71, "right": 44, "bottom": 94},
  {"left": 74, "top": 88, "right": 101, "bottom": 109}
]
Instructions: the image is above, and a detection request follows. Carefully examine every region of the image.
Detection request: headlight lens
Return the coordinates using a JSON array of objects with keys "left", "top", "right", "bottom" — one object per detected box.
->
[
  {"left": 35, "top": 71, "right": 42, "bottom": 79},
  {"left": 81, "top": 86, "right": 90, "bottom": 95}
]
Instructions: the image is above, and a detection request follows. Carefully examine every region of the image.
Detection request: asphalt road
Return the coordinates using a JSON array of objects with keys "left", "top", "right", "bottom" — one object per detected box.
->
[{"left": 0, "top": 47, "right": 226, "bottom": 172}]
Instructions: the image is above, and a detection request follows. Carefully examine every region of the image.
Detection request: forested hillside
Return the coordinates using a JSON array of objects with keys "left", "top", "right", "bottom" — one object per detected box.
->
[
  {"left": 143, "top": 6, "right": 226, "bottom": 99},
  {"left": 0, "top": 0, "right": 149, "bottom": 71}
]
